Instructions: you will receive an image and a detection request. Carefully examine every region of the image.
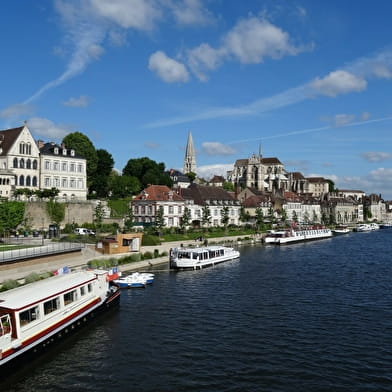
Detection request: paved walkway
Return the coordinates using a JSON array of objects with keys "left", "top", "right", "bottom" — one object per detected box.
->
[{"left": 0, "top": 235, "right": 259, "bottom": 284}]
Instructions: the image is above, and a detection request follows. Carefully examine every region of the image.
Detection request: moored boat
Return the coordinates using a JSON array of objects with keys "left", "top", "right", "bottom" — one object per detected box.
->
[
  {"left": 0, "top": 269, "right": 120, "bottom": 374},
  {"left": 169, "top": 245, "right": 240, "bottom": 270},
  {"left": 332, "top": 225, "right": 351, "bottom": 235},
  {"left": 380, "top": 222, "right": 392, "bottom": 229},
  {"left": 264, "top": 226, "right": 332, "bottom": 244},
  {"left": 113, "top": 272, "right": 155, "bottom": 288},
  {"left": 354, "top": 223, "right": 380, "bottom": 232}
]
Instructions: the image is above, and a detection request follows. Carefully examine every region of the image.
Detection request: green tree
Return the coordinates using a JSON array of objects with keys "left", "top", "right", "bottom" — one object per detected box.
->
[
  {"left": 35, "top": 188, "right": 60, "bottom": 200},
  {"left": 90, "top": 149, "right": 115, "bottom": 198},
  {"left": 123, "top": 157, "right": 172, "bottom": 188},
  {"left": 154, "top": 206, "right": 165, "bottom": 231},
  {"left": 94, "top": 201, "right": 105, "bottom": 230},
  {"left": 220, "top": 206, "right": 230, "bottom": 231},
  {"left": 327, "top": 179, "right": 336, "bottom": 193},
  {"left": 255, "top": 207, "right": 264, "bottom": 231},
  {"left": 239, "top": 206, "right": 250, "bottom": 224},
  {"left": 46, "top": 200, "right": 65, "bottom": 226},
  {"left": 0, "top": 201, "right": 25, "bottom": 235},
  {"left": 186, "top": 171, "right": 196, "bottom": 183},
  {"left": 123, "top": 203, "right": 134, "bottom": 232},
  {"left": 222, "top": 181, "right": 234, "bottom": 191},
  {"left": 201, "top": 205, "right": 211, "bottom": 230},
  {"left": 62, "top": 132, "right": 98, "bottom": 189},
  {"left": 179, "top": 207, "right": 191, "bottom": 231},
  {"left": 109, "top": 175, "right": 141, "bottom": 198}
]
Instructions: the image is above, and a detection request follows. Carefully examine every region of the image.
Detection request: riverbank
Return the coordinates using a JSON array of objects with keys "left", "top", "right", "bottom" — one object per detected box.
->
[{"left": 0, "top": 235, "right": 260, "bottom": 284}]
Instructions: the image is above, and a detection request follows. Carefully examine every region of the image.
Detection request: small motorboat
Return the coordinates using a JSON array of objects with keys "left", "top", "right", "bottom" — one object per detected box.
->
[
  {"left": 113, "top": 272, "right": 155, "bottom": 288},
  {"left": 129, "top": 272, "right": 155, "bottom": 285}
]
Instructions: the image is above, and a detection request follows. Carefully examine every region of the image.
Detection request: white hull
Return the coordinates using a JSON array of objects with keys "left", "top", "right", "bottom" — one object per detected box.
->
[
  {"left": 264, "top": 228, "right": 332, "bottom": 244},
  {"left": 354, "top": 223, "right": 380, "bottom": 232},
  {"left": 170, "top": 245, "right": 240, "bottom": 270}
]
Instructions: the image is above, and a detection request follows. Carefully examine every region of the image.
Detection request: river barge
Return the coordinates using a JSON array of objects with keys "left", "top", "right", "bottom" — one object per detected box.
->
[{"left": 264, "top": 227, "right": 332, "bottom": 244}]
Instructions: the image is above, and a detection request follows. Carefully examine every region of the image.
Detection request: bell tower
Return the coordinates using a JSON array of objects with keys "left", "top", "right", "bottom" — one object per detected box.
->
[{"left": 183, "top": 131, "right": 196, "bottom": 174}]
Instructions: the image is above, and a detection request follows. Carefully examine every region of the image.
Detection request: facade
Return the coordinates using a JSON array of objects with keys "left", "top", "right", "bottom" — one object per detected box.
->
[
  {"left": 39, "top": 142, "right": 87, "bottom": 200},
  {"left": 208, "top": 175, "right": 225, "bottom": 187},
  {"left": 305, "top": 177, "right": 329, "bottom": 197},
  {"left": 242, "top": 194, "right": 274, "bottom": 222},
  {"left": 181, "top": 183, "right": 241, "bottom": 227},
  {"left": 0, "top": 125, "right": 87, "bottom": 200},
  {"left": 183, "top": 131, "right": 196, "bottom": 174},
  {"left": 166, "top": 168, "right": 191, "bottom": 189},
  {"left": 227, "top": 150, "right": 289, "bottom": 193},
  {"left": 132, "top": 185, "right": 185, "bottom": 228},
  {"left": 0, "top": 125, "right": 40, "bottom": 195},
  {"left": 321, "top": 196, "right": 360, "bottom": 224}
]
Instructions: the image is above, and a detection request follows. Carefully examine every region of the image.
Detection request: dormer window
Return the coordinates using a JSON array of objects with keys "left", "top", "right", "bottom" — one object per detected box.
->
[
  {"left": 62, "top": 149, "right": 67, "bottom": 156},
  {"left": 54, "top": 147, "right": 59, "bottom": 154},
  {"left": 70, "top": 150, "right": 75, "bottom": 156}
]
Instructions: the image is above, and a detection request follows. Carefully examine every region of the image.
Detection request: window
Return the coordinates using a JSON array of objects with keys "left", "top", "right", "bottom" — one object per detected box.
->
[
  {"left": 62, "top": 162, "right": 67, "bottom": 171},
  {"left": 70, "top": 163, "right": 75, "bottom": 172},
  {"left": 26, "top": 176, "right": 31, "bottom": 186},
  {"left": 80, "top": 286, "right": 86, "bottom": 296},
  {"left": 44, "top": 177, "right": 50, "bottom": 187},
  {"left": 148, "top": 206, "right": 152, "bottom": 214},
  {"left": 27, "top": 143, "right": 31, "bottom": 155},
  {"left": 53, "top": 161, "right": 59, "bottom": 171},
  {"left": 64, "top": 290, "right": 77, "bottom": 305},
  {"left": 62, "top": 178, "right": 67, "bottom": 188},
  {"left": 78, "top": 179, "right": 83, "bottom": 189},
  {"left": 45, "top": 160, "right": 50, "bottom": 170},
  {"left": 169, "top": 206, "right": 174, "bottom": 214},
  {"left": 62, "top": 149, "right": 67, "bottom": 155},
  {"left": 178, "top": 206, "right": 182, "bottom": 214},
  {"left": 32, "top": 176, "right": 37, "bottom": 187},
  {"left": 33, "top": 160, "right": 38, "bottom": 170},
  {"left": 19, "top": 142, "right": 25, "bottom": 154},
  {"left": 26, "top": 159, "right": 31, "bottom": 169},
  {"left": 19, "top": 175, "right": 24, "bottom": 186},
  {"left": 70, "top": 179, "right": 76, "bottom": 188},
  {"left": 19, "top": 306, "right": 39, "bottom": 326},
  {"left": 54, "top": 147, "right": 59, "bottom": 154},
  {"left": 77, "top": 164, "right": 82, "bottom": 172},
  {"left": 88, "top": 283, "right": 92, "bottom": 293},
  {"left": 44, "top": 297, "right": 60, "bottom": 315},
  {"left": 13, "top": 158, "right": 18, "bottom": 168},
  {"left": 54, "top": 177, "right": 60, "bottom": 187},
  {"left": 20, "top": 159, "right": 25, "bottom": 168}
]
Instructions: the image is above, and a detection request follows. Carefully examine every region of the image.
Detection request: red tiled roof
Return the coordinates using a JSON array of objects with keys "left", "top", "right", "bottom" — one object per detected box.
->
[{"left": 133, "top": 185, "right": 184, "bottom": 201}]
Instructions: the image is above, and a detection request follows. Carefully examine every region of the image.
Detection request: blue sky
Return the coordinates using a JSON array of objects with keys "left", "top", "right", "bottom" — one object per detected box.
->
[{"left": 1, "top": 0, "right": 392, "bottom": 199}]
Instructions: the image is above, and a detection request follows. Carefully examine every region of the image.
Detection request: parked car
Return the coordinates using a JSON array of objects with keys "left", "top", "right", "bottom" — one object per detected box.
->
[{"left": 74, "top": 228, "right": 95, "bottom": 236}]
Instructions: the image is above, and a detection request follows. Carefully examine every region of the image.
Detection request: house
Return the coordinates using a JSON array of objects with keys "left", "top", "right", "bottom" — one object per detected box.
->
[
  {"left": 38, "top": 141, "right": 88, "bottom": 200},
  {"left": 97, "top": 232, "right": 143, "bottom": 255},
  {"left": 166, "top": 168, "right": 191, "bottom": 189},
  {"left": 208, "top": 175, "right": 225, "bottom": 187},
  {"left": 242, "top": 194, "right": 274, "bottom": 223},
  {"left": 181, "top": 183, "right": 241, "bottom": 227},
  {"left": 305, "top": 177, "right": 329, "bottom": 197},
  {"left": 132, "top": 184, "right": 185, "bottom": 228},
  {"left": 0, "top": 124, "right": 40, "bottom": 195}
]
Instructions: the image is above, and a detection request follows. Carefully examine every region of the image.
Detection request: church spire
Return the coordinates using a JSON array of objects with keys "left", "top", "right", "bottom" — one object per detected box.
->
[
  {"left": 258, "top": 142, "right": 262, "bottom": 158},
  {"left": 183, "top": 131, "right": 196, "bottom": 174}
]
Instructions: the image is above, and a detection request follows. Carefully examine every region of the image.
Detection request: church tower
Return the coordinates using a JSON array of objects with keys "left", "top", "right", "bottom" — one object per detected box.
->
[{"left": 183, "top": 131, "right": 196, "bottom": 174}]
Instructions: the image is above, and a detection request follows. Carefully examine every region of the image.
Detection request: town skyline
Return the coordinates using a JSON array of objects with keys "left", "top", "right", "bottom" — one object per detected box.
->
[{"left": 1, "top": 1, "right": 392, "bottom": 199}]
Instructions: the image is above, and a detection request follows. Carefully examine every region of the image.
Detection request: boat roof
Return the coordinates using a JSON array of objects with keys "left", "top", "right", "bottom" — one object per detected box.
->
[
  {"left": 0, "top": 271, "right": 98, "bottom": 311},
  {"left": 175, "top": 245, "right": 232, "bottom": 252}
]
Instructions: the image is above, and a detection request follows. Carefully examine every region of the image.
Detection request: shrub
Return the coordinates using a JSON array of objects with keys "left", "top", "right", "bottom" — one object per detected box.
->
[
  {"left": 1, "top": 279, "right": 19, "bottom": 291},
  {"left": 143, "top": 251, "right": 153, "bottom": 260},
  {"left": 142, "top": 235, "right": 161, "bottom": 246},
  {"left": 24, "top": 272, "right": 41, "bottom": 284},
  {"left": 153, "top": 249, "right": 160, "bottom": 258}
]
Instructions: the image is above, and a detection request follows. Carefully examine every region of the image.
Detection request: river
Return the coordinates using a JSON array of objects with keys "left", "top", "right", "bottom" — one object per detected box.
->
[{"left": 2, "top": 229, "right": 392, "bottom": 391}]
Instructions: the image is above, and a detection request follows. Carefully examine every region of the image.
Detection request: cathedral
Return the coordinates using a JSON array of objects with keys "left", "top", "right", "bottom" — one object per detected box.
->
[{"left": 226, "top": 145, "right": 290, "bottom": 193}]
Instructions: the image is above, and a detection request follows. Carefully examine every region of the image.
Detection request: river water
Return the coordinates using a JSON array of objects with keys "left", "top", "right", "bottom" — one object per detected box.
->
[{"left": 2, "top": 229, "right": 392, "bottom": 391}]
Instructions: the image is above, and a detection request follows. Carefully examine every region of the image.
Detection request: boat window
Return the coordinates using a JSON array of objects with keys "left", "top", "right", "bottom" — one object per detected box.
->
[
  {"left": 0, "top": 314, "right": 11, "bottom": 336},
  {"left": 80, "top": 286, "right": 86, "bottom": 296},
  {"left": 19, "top": 305, "right": 39, "bottom": 326},
  {"left": 192, "top": 253, "right": 198, "bottom": 260},
  {"left": 44, "top": 297, "right": 60, "bottom": 315},
  {"left": 64, "top": 290, "right": 77, "bottom": 305},
  {"left": 88, "top": 283, "right": 92, "bottom": 293}
]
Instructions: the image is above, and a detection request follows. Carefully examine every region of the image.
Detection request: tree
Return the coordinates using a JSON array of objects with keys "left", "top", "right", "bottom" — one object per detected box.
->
[
  {"left": 201, "top": 205, "right": 211, "bottom": 230},
  {"left": 221, "top": 206, "right": 230, "bottom": 230},
  {"left": 223, "top": 181, "right": 234, "bottom": 192},
  {"left": 154, "top": 206, "right": 165, "bottom": 231},
  {"left": 109, "top": 175, "right": 141, "bottom": 199},
  {"left": 239, "top": 206, "right": 250, "bottom": 224},
  {"left": 123, "top": 203, "right": 134, "bottom": 232},
  {"left": 186, "top": 171, "right": 196, "bottom": 183},
  {"left": 327, "top": 179, "right": 336, "bottom": 193},
  {"left": 0, "top": 201, "right": 25, "bottom": 235},
  {"left": 255, "top": 207, "right": 264, "bottom": 231},
  {"left": 46, "top": 200, "right": 65, "bottom": 226},
  {"left": 90, "top": 149, "right": 114, "bottom": 198},
  {"left": 179, "top": 207, "right": 191, "bottom": 231},
  {"left": 94, "top": 201, "right": 105, "bottom": 230},
  {"left": 62, "top": 132, "right": 98, "bottom": 188},
  {"left": 123, "top": 157, "right": 172, "bottom": 189}
]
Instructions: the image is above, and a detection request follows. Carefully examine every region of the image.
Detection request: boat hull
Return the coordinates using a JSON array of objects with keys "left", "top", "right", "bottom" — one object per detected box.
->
[
  {"left": 0, "top": 289, "right": 120, "bottom": 377},
  {"left": 264, "top": 228, "right": 332, "bottom": 245}
]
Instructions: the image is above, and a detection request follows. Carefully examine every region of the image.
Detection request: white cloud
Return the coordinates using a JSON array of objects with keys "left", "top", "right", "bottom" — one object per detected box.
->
[
  {"left": 372, "top": 65, "right": 392, "bottom": 79},
  {"left": 168, "top": 0, "right": 213, "bottom": 26},
  {"left": 0, "top": 103, "right": 33, "bottom": 119},
  {"left": 311, "top": 70, "right": 367, "bottom": 97},
  {"left": 202, "top": 142, "right": 236, "bottom": 156},
  {"left": 361, "top": 152, "right": 392, "bottom": 162},
  {"left": 187, "top": 43, "right": 224, "bottom": 81},
  {"left": 196, "top": 163, "right": 233, "bottom": 180},
  {"left": 63, "top": 95, "right": 90, "bottom": 107},
  {"left": 27, "top": 117, "right": 73, "bottom": 139},
  {"left": 148, "top": 51, "right": 189, "bottom": 83},
  {"left": 89, "top": 0, "right": 162, "bottom": 31},
  {"left": 223, "top": 17, "right": 300, "bottom": 64}
]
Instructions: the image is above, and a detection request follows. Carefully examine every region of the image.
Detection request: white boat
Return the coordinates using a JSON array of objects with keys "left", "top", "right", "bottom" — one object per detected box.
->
[
  {"left": 354, "top": 223, "right": 380, "bottom": 232},
  {"left": 169, "top": 245, "right": 240, "bottom": 270},
  {"left": 380, "top": 223, "right": 392, "bottom": 229},
  {"left": 0, "top": 269, "right": 120, "bottom": 374},
  {"left": 332, "top": 225, "right": 351, "bottom": 235},
  {"left": 264, "top": 226, "right": 332, "bottom": 244},
  {"left": 113, "top": 272, "right": 154, "bottom": 288}
]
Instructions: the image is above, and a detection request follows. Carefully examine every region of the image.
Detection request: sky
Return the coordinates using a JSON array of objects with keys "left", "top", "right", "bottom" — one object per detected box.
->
[{"left": 1, "top": 0, "right": 392, "bottom": 199}]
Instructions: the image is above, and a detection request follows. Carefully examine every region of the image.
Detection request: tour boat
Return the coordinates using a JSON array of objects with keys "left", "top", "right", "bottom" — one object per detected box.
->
[
  {"left": 0, "top": 269, "right": 120, "bottom": 374},
  {"left": 264, "top": 226, "right": 332, "bottom": 244},
  {"left": 332, "top": 225, "right": 351, "bottom": 235},
  {"left": 354, "top": 223, "right": 380, "bottom": 232},
  {"left": 169, "top": 245, "right": 240, "bottom": 270},
  {"left": 113, "top": 272, "right": 154, "bottom": 288}
]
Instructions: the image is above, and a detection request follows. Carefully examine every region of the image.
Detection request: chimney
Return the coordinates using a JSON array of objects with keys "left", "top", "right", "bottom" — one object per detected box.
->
[{"left": 37, "top": 139, "right": 45, "bottom": 149}]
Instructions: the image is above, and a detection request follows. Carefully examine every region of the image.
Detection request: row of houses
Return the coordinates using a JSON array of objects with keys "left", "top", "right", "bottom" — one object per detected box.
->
[
  {"left": 131, "top": 183, "right": 392, "bottom": 228},
  {"left": 0, "top": 124, "right": 87, "bottom": 200}
]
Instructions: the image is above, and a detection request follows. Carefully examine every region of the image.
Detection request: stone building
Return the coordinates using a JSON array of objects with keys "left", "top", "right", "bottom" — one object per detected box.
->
[{"left": 183, "top": 131, "right": 196, "bottom": 175}]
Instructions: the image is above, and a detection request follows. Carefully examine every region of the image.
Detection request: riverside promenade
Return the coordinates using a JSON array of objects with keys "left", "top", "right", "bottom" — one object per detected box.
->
[{"left": 0, "top": 235, "right": 252, "bottom": 284}]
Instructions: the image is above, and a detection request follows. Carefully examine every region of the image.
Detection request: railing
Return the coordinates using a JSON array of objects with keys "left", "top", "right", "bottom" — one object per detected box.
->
[{"left": 0, "top": 240, "right": 84, "bottom": 264}]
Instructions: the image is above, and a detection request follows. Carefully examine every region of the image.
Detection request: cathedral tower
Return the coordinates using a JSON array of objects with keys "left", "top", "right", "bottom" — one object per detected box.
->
[{"left": 183, "top": 131, "right": 196, "bottom": 174}]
